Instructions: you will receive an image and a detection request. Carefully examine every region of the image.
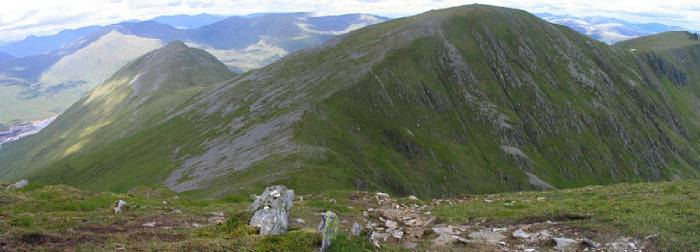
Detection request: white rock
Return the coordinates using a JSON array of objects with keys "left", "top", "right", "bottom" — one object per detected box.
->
[
  {"left": 376, "top": 192, "right": 390, "bottom": 198},
  {"left": 113, "top": 200, "right": 128, "bottom": 213},
  {"left": 296, "top": 218, "right": 306, "bottom": 224},
  {"left": 371, "top": 231, "right": 390, "bottom": 247},
  {"left": 408, "top": 195, "right": 419, "bottom": 201},
  {"left": 391, "top": 229, "right": 404, "bottom": 239},
  {"left": 385, "top": 220, "right": 398, "bottom": 229},
  {"left": 351, "top": 222, "right": 362, "bottom": 236},
  {"left": 512, "top": 229, "right": 530, "bottom": 239},
  {"left": 469, "top": 230, "right": 506, "bottom": 243},
  {"left": 582, "top": 238, "right": 601, "bottom": 248},
  {"left": 432, "top": 234, "right": 459, "bottom": 245},
  {"left": 553, "top": 237, "right": 580, "bottom": 250},
  {"left": 6, "top": 179, "right": 28, "bottom": 190},
  {"left": 142, "top": 222, "right": 157, "bottom": 228}
]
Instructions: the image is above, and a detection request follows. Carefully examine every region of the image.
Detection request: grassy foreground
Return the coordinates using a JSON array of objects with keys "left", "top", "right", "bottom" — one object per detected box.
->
[
  {"left": 434, "top": 180, "right": 700, "bottom": 250},
  {"left": 0, "top": 180, "right": 698, "bottom": 251}
]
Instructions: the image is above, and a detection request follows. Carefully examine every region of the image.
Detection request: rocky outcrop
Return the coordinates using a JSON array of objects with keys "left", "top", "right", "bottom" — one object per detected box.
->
[
  {"left": 249, "top": 185, "right": 295, "bottom": 235},
  {"left": 644, "top": 53, "right": 688, "bottom": 86}
]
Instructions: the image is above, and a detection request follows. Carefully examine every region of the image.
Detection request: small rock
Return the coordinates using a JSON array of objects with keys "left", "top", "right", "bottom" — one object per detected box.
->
[
  {"left": 456, "top": 237, "right": 474, "bottom": 244},
  {"left": 161, "top": 201, "right": 168, "bottom": 205},
  {"left": 524, "top": 249, "right": 535, "bottom": 252},
  {"left": 408, "top": 195, "right": 419, "bottom": 201},
  {"left": 371, "top": 231, "right": 390, "bottom": 247},
  {"left": 390, "top": 229, "right": 404, "bottom": 239},
  {"left": 432, "top": 226, "right": 461, "bottom": 245},
  {"left": 319, "top": 211, "right": 340, "bottom": 252},
  {"left": 142, "top": 222, "right": 157, "bottom": 228},
  {"left": 432, "top": 234, "right": 459, "bottom": 245},
  {"left": 400, "top": 241, "right": 417, "bottom": 249},
  {"left": 512, "top": 229, "right": 530, "bottom": 239},
  {"left": 537, "top": 197, "right": 546, "bottom": 201},
  {"left": 538, "top": 229, "right": 552, "bottom": 238},
  {"left": 6, "top": 179, "right": 28, "bottom": 190},
  {"left": 582, "top": 238, "right": 600, "bottom": 248},
  {"left": 208, "top": 216, "right": 226, "bottom": 224},
  {"left": 296, "top": 218, "right": 305, "bottom": 224},
  {"left": 385, "top": 220, "right": 398, "bottom": 229},
  {"left": 376, "top": 192, "right": 390, "bottom": 198},
  {"left": 191, "top": 223, "right": 203, "bottom": 228},
  {"left": 469, "top": 230, "right": 506, "bottom": 243},
  {"left": 351, "top": 222, "right": 362, "bottom": 236},
  {"left": 553, "top": 237, "right": 580, "bottom": 250},
  {"left": 432, "top": 226, "right": 459, "bottom": 236},
  {"left": 492, "top": 227, "right": 507, "bottom": 232},
  {"left": 113, "top": 200, "right": 127, "bottom": 213}
]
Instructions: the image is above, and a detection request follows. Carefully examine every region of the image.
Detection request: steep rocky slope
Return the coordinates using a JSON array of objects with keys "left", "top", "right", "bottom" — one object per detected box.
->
[{"left": 2, "top": 5, "right": 700, "bottom": 197}]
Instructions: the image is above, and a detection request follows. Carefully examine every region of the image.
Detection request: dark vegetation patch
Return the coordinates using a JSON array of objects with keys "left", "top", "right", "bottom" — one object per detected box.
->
[{"left": 19, "top": 233, "right": 63, "bottom": 245}]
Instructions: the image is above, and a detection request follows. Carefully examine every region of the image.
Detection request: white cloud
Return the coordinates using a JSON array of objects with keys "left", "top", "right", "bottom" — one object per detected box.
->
[{"left": 0, "top": 0, "right": 698, "bottom": 43}]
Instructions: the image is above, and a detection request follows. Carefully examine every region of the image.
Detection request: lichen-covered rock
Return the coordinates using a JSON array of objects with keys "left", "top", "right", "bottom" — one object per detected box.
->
[
  {"left": 6, "top": 179, "right": 28, "bottom": 190},
  {"left": 249, "top": 185, "right": 295, "bottom": 235},
  {"left": 319, "top": 211, "right": 340, "bottom": 252}
]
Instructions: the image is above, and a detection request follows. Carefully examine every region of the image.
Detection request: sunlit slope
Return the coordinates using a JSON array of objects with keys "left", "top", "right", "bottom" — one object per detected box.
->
[{"left": 0, "top": 42, "right": 235, "bottom": 190}]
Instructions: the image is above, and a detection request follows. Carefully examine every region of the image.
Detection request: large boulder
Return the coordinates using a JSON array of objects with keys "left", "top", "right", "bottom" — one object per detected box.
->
[
  {"left": 319, "top": 211, "right": 340, "bottom": 252},
  {"left": 249, "top": 185, "right": 295, "bottom": 235}
]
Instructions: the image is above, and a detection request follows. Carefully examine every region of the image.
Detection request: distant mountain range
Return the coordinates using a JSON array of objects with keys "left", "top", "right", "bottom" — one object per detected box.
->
[
  {"left": 151, "top": 14, "right": 227, "bottom": 29},
  {"left": 537, "top": 13, "right": 689, "bottom": 44},
  {"left": 0, "top": 13, "right": 388, "bottom": 126},
  {"left": 0, "top": 52, "right": 13, "bottom": 62}
]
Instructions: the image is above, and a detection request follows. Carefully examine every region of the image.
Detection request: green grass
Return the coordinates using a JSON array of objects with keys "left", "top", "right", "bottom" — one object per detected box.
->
[
  {"left": 616, "top": 31, "right": 700, "bottom": 52},
  {"left": 2, "top": 180, "right": 698, "bottom": 250},
  {"left": 434, "top": 180, "right": 700, "bottom": 249}
]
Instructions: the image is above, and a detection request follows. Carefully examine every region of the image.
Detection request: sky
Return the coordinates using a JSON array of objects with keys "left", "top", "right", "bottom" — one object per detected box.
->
[{"left": 1, "top": 0, "right": 699, "bottom": 43}]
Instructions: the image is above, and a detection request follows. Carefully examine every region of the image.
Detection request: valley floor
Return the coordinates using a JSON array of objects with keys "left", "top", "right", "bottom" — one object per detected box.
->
[{"left": 0, "top": 180, "right": 698, "bottom": 251}]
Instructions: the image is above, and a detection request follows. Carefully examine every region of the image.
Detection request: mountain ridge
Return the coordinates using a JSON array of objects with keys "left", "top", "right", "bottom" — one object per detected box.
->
[{"left": 2, "top": 4, "right": 700, "bottom": 198}]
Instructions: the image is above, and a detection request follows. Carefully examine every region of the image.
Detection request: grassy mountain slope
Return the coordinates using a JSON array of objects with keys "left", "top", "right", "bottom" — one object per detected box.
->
[
  {"left": 0, "top": 42, "right": 235, "bottom": 191},
  {"left": 2, "top": 5, "right": 700, "bottom": 198}
]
